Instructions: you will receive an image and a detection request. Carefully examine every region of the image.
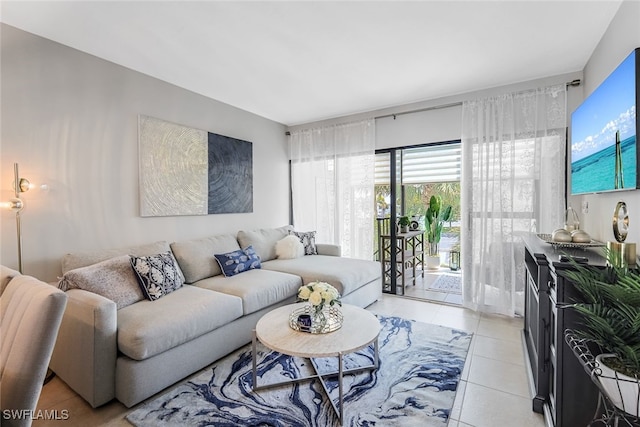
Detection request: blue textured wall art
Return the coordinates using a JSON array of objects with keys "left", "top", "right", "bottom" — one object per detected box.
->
[
  {"left": 138, "top": 115, "right": 253, "bottom": 216},
  {"left": 208, "top": 133, "right": 253, "bottom": 214}
]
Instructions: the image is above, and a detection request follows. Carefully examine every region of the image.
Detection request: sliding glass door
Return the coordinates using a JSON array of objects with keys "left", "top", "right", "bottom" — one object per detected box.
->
[{"left": 375, "top": 141, "right": 461, "bottom": 296}]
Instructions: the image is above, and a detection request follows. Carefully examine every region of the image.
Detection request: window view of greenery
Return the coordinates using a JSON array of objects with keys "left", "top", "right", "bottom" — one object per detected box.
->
[{"left": 374, "top": 182, "right": 461, "bottom": 264}]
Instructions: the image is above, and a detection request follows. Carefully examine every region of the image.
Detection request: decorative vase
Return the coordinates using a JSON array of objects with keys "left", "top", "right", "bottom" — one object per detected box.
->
[
  {"left": 596, "top": 354, "right": 640, "bottom": 416},
  {"left": 311, "top": 305, "right": 328, "bottom": 332},
  {"left": 426, "top": 254, "right": 440, "bottom": 270},
  {"left": 564, "top": 205, "right": 580, "bottom": 232}
]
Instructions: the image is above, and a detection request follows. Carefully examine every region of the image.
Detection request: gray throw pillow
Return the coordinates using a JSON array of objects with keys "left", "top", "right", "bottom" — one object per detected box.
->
[{"left": 58, "top": 255, "right": 145, "bottom": 309}]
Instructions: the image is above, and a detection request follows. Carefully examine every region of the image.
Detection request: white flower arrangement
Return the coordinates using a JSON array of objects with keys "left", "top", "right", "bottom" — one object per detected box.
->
[{"left": 297, "top": 281, "right": 342, "bottom": 311}]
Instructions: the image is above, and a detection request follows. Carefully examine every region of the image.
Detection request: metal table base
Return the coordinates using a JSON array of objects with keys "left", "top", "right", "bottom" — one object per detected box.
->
[{"left": 251, "top": 330, "right": 380, "bottom": 426}]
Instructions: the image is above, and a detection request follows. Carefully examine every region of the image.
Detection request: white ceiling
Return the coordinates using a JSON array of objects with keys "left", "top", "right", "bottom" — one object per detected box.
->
[{"left": 1, "top": 1, "right": 623, "bottom": 126}]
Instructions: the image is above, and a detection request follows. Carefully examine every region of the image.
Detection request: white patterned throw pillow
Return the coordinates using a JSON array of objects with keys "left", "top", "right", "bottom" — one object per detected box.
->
[
  {"left": 290, "top": 230, "right": 317, "bottom": 255},
  {"left": 130, "top": 251, "right": 184, "bottom": 301}
]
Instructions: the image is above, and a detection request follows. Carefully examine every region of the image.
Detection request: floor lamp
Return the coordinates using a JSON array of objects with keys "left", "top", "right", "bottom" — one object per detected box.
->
[
  {"left": 4, "top": 163, "right": 55, "bottom": 382},
  {"left": 3, "top": 163, "right": 30, "bottom": 273}
]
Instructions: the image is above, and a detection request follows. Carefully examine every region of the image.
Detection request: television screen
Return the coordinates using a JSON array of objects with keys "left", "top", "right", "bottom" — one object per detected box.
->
[{"left": 571, "top": 48, "right": 638, "bottom": 195}]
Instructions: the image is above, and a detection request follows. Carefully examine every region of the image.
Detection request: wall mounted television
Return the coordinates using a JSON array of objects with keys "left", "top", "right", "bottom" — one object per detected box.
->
[{"left": 571, "top": 47, "right": 639, "bottom": 195}]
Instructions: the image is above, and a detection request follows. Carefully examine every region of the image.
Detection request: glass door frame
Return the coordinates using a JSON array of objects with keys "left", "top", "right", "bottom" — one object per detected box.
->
[{"left": 376, "top": 140, "right": 462, "bottom": 296}]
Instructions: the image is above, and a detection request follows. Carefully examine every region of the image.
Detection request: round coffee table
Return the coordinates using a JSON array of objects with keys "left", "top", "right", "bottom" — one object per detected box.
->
[{"left": 252, "top": 302, "right": 381, "bottom": 425}]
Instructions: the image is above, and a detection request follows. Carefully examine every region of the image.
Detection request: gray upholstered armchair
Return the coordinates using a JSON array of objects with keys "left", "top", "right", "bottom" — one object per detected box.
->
[{"left": 0, "top": 267, "right": 68, "bottom": 427}]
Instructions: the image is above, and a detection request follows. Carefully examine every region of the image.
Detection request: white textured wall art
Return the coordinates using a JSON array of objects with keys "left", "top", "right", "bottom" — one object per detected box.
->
[{"left": 138, "top": 115, "right": 253, "bottom": 216}]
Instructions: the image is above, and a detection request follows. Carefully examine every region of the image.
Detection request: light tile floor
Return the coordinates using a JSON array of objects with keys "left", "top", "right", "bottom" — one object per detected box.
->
[
  {"left": 402, "top": 268, "right": 464, "bottom": 305},
  {"left": 34, "top": 294, "right": 545, "bottom": 427}
]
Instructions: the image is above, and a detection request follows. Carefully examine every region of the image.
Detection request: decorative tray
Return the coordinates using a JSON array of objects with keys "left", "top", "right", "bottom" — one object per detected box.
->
[
  {"left": 288, "top": 305, "right": 343, "bottom": 334},
  {"left": 537, "top": 233, "right": 605, "bottom": 249}
]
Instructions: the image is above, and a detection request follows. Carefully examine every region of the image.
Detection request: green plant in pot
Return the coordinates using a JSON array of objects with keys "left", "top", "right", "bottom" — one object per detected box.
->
[
  {"left": 398, "top": 216, "right": 410, "bottom": 233},
  {"left": 424, "top": 195, "right": 452, "bottom": 270},
  {"left": 563, "top": 251, "right": 640, "bottom": 415}
]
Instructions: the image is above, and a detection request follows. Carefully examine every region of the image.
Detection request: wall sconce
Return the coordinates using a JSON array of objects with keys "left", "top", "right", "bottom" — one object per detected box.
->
[
  {"left": 3, "top": 163, "right": 29, "bottom": 273},
  {"left": 450, "top": 250, "right": 460, "bottom": 271}
]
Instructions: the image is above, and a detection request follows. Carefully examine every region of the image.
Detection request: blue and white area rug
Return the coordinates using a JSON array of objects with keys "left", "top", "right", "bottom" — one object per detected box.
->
[{"left": 127, "top": 315, "right": 472, "bottom": 427}]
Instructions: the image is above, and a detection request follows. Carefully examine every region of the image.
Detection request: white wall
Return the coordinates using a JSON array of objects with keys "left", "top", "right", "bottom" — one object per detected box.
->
[
  {"left": 376, "top": 104, "right": 462, "bottom": 149},
  {"left": 0, "top": 25, "right": 290, "bottom": 281},
  {"left": 569, "top": 0, "right": 640, "bottom": 245}
]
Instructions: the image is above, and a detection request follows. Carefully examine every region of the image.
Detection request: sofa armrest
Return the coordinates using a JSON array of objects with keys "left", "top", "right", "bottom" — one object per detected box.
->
[
  {"left": 316, "top": 243, "right": 341, "bottom": 257},
  {"left": 49, "top": 289, "right": 117, "bottom": 408}
]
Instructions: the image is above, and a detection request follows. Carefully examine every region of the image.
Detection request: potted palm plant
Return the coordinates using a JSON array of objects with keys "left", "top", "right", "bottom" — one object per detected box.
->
[
  {"left": 424, "top": 195, "right": 452, "bottom": 270},
  {"left": 563, "top": 251, "right": 640, "bottom": 416}
]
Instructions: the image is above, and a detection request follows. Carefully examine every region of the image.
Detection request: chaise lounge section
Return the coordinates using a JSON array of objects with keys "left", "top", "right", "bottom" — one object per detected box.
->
[{"left": 50, "top": 226, "right": 382, "bottom": 408}]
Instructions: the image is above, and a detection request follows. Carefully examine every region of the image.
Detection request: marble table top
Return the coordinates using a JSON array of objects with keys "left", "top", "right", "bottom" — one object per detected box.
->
[{"left": 255, "top": 303, "right": 381, "bottom": 358}]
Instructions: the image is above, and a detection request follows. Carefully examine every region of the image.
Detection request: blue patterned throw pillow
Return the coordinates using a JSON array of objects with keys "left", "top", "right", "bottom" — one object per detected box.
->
[
  {"left": 130, "top": 251, "right": 184, "bottom": 301},
  {"left": 243, "top": 245, "right": 262, "bottom": 269},
  {"left": 215, "top": 246, "right": 261, "bottom": 277}
]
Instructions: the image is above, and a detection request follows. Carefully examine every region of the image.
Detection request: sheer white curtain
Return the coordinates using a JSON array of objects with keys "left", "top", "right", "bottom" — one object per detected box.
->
[
  {"left": 289, "top": 119, "right": 375, "bottom": 260},
  {"left": 461, "top": 85, "right": 566, "bottom": 316}
]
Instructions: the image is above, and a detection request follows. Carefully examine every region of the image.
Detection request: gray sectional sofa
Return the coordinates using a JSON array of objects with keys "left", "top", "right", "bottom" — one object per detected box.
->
[{"left": 49, "top": 226, "right": 382, "bottom": 408}]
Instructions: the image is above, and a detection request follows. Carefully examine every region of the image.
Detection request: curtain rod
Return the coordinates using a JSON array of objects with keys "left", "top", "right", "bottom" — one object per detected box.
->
[
  {"left": 377, "top": 79, "right": 582, "bottom": 121},
  {"left": 374, "top": 102, "right": 463, "bottom": 120},
  {"left": 286, "top": 80, "right": 581, "bottom": 134},
  {"left": 285, "top": 101, "right": 463, "bottom": 135},
  {"left": 376, "top": 79, "right": 580, "bottom": 121}
]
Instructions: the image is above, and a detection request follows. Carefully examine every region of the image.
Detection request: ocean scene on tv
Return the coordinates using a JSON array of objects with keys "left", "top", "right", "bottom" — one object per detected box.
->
[{"left": 571, "top": 50, "right": 637, "bottom": 194}]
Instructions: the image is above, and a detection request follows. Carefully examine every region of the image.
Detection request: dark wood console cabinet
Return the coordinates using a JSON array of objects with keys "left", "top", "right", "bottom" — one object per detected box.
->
[
  {"left": 523, "top": 234, "right": 604, "bottom": 427},
  {"left": 524, "top": 247, "right": 550, "bottom": 414}
]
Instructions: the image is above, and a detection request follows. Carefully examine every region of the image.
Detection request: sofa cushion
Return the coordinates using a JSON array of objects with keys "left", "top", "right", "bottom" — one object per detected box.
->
[
  {"left": 214, "top": 246, "right": 262, "bottom": 277},
  {"left": 117, "top": 286, "right": 243, "bottom": 360},
  {"left": 58, "top": 255, "right": 144, "bottom": 309},
  {"left": 62, "top": 241, "right": 172, "bottom": 274},
  {"left": 194, "top": 269, "right": 301, "bottom": 315},
  {"left": 170, "top": 234, "right": 241, "bottom": 283},
  {"left": 290, "top": 230, "right": 318, "bottom": 255},
  {"left": 262, "top": 255, "right": 381, "bottom": 296},
  {"left": 236, "top": 225, "right": 293, "bottom": 262},
  {"left": 130, "top": 252, "right": 184, "bottom": 301}
]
